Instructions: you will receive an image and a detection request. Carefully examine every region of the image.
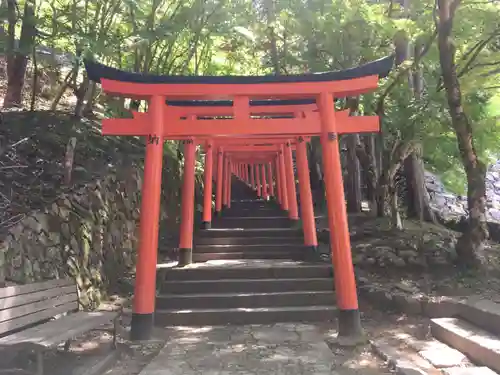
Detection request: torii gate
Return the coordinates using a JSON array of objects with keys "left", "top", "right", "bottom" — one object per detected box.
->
[{"left": 84, "top": 55, "right": 394, "bottom": 342}]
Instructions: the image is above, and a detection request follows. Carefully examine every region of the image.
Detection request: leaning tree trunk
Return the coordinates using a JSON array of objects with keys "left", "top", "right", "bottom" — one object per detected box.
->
[
  {"left": 404, "top": 152, "right": 436, "bottom": 222},
  {"left": 307, "top": 137, "right": 325, "bottom": 208},
  {"left": 403, "top": 36, "right": 437, "bottom": 223},
  {"left": 437, "top": 0, "right": 488, "bottom": 266},
  {"left": 3, "top": 0, "right": 36, "bottom": 108},
  {"left": 74, "top": 76, "right": 89, "bottom": 118},
  {"left": 345, "top": 98, "right": 362, "bottom": 212},
  {"left": 345, "top": 134, "right": 362, "bottom": 212},
  {"left": 83, "top": 81, "right": 97, "bottom": 115},
  {"left": 356, "top": 136, "right": 378, "bottom": 214}
]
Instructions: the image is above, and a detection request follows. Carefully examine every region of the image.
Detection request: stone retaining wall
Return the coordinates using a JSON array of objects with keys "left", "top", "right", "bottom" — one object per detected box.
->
[{"left": 0, "top": 165, "right": 145, "bottom": 309}]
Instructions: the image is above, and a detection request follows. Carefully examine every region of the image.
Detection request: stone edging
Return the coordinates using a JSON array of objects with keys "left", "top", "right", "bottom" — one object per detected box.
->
[{"left": 356, "top": 275, "right": 463, "bottom": 318}]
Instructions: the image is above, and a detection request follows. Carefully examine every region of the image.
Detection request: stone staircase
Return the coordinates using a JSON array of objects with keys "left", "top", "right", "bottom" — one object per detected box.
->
[
  {"left": 155, "top": 179, "right": 335, "bottom": 326},
  {"left": 372, "top": 298, "right": 500, "bottom": 374}
]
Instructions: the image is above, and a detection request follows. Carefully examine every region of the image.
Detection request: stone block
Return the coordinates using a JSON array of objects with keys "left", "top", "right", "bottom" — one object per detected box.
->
[
  {"left": 441, "top": 367, "right": 498, "bottom": 375},
  {"left": 431, "top": 317, "right": 500, "bottom": 373},
  {"left": 422, "top": 297, "right": 460, "bottom": 318},
  {"left": 393, "top": 293, "right": 424, "bottom": 315},
  {"left": 370, "top": 338, "right": 440, "bottom": 375},
  {"left": 419, "top": 345, "right": 467, "bottom": 368}
]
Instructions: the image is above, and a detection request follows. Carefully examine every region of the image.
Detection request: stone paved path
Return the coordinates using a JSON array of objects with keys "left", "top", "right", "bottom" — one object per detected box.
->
[{"left": 138, "top": 323, "right": 387, "bottom": 375}]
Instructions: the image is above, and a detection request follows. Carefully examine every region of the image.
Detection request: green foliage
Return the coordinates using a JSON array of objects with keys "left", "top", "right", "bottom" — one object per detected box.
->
[{"left": 3, "top": 0, "right": 500, "bottom": 195}]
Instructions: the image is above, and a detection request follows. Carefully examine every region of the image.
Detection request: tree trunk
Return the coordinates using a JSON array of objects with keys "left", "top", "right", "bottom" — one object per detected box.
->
[
  {"left": 399, "top": 30, "right": 437, "bottom": 223},
  {"left": 30, "top": 43, "right": 37, "bottom": 111},
  {"left": 3, "top": 0, "right": 36, "bottom": 108},
  {"left": 345, "top": 98, "right": 362, "bottom": 212},
  {"left": 74, "top": 75, "right": 89, "bottom": 117},
  {"left": 437, "top": 0, "right": 488, "bottom": 266},
  {"left": 4, "top": 55, "right": 28, "bottom": 107},
  {"left": 83, "top": 81, "right": 97, "bottom": 115},
  {"left": 356, "top": 136, "right": 378, "bottom": 214},
  {"left": 307, "top": 137, "right": 325, "bottom": 208},
  {"left": 64, "top": 137, "right": 77, "bottom": 185},
  {"left": 346, "top": 134, "right": 362, "bottom": 212},
  {"left": 264, "top": 0, "right": 280, "bottom": 75},
  {"left": 51, "top": 69, "right": 74, "bottom": 110},
  {"left": 404, "top": 153, "right": 436, "bottom": 222},
  {"left": 389, "top": 181, "right": 403, "bottom": 230}
]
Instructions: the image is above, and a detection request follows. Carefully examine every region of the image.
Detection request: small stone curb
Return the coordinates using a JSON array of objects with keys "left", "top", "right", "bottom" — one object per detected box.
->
[
  {"left": 79, "top": 345, "right": 122, "bottom": 375},
  {"left": 370, "top": 339, "right": 440, "bottom": 375},
  {"left": 356, "top": 275, "right": 463, "bottom": 318}
]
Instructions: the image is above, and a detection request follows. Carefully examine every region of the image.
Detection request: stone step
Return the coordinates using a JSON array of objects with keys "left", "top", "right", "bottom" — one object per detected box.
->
[
  {"left": 370, "top": 336, "right": 441, "bottom": 375},
  {"left": 460, "top": 299, "right": 500, "bottom": 337},
  {"left": 431, "top": 317, "right": 500, "bottom": 373},
  {"left": 220, "top": 213, "right": 287, "bottom": 219},
  {"left": 219, "top": 210, "right": 286, "bottom": 217},
  {"left": 156, "top": 290, "right": 335, "bottom": 310},
  {"left": 413, "top": 337, "right": 470, "bottom": 368},
  {"left": 154, "top": 305, "right": 337, "bottom": 326},
  {"left": 193, "top": 243, "right": 307, "bottom": 253},
  {"left": 192, "top": 251, "right": 310, "bottom": 262},
  {"left": 163, "top": 264, "right": 332, "bottom": 281},
  {"left": 160, "top": 277, "right": 333, "bottom": 294},
  {"left": 441, "top": 368, "right": 499, "bottom": 375},
  {"left": 194, "top": 236, "right": 304, "bottom": 246},
  {"left": 212, "top": 217, "right": 293, "bottom": 229},
  {"left": 370, "top": 330, "right": 487, "bottom": 375},
  {"left": 198, "top": 228, "right": 303, "bottom": 238}
]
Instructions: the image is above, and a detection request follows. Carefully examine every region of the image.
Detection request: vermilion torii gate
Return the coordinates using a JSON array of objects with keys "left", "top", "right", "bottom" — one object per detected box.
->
[{"left": 85, "top": 55, "right": 394, "bottom": 341}]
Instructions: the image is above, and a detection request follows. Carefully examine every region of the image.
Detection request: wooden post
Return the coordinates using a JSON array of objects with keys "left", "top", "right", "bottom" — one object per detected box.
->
[
  {"left": 296, "top": 137, "right": 318, "bottom": 250},
  {"left": 215, "top": 148, "right": 224, "bottom": 216},
  {"left": 267, "top": 162, "right": 274, "bottom": 197},
  {"left": 227, "top": 159, "right": 232, "bottom": 208},
  {"left": 178, "top": 139, "right": 196, "bottom": 266},
  {"left": 278, "top": 148, "right": 289, "bottom": 210},
  {"left": 130, "top": 95, "right": 164, "bottom": 341},
  {"left": 318, "top": 91, "right": 363, "bottom": 340},
  {"left": 255, "top": 163, "right": 262, "bottom": 197},
  {"left": 275, "top": 157, "right": 282, "bottom": 205},
  {"left": 250, "top": 163, "right": 255, "bottom": 189},
  {"left": 284, "top": 141, "right": 299, "bottom": 221},
  {"left": 261, "top": 163, "right": 268, "bottom": 200},
  {"left": 202, "top": 141, "right": 214, "bottom": 229}
]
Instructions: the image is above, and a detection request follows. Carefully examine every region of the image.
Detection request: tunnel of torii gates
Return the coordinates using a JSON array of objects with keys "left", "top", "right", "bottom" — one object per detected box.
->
[{"left": 84, "top": 55, "right": 394, "bottom": 341}]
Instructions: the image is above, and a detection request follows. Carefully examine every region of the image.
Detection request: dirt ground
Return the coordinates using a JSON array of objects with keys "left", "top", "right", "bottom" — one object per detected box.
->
[{"left": 319, "top": 213, "right": 500, "bottom": 301}]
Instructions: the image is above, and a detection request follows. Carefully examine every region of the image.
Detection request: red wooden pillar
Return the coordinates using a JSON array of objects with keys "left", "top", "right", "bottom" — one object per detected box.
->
[
  {"left": 244, "top": 163, "right": 249, "bottom": 184},
  {"left": 131, "top": 95, "right": 164, "bottom": 341},
  {"left": 250, "top": 163, "right": 255, "bottom": 189},
  {"left": 202, "top": 141, "right": 214, "bottom": 229},
  {"left": 255, "top": 164, "right": 262, "bottom": 197},
  {"left": 215, "top": 148, "right": 224, "bottom": 216},
  {"left": 223, "top": 156, "right": 229, "bottom": 207},
  {"left": 284, "top": 141, "right": 299, "bottom": 221},
  {"left": 261, "top": 163, "right": 268, "bottom": 200},
  {"left": 267, "top": 162, "right": 274, "bottom": 197},
  {"left": 318, "top": 92, "right": 363, "bottom": 339},
  {"left": 227, "top": 160, "right": 232, "bottom": 208},
  {"left": 178, "top": 139, "right": 196, "bottom": 266},
  {"left": 275, "top": 157, "right": 282, "bottom": 205},
  {"left": 296, "top": 136, "right": 318, "bottom": 250},
  {"left": 278, "top": 147, "right": 289, "bottom": 210}
]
